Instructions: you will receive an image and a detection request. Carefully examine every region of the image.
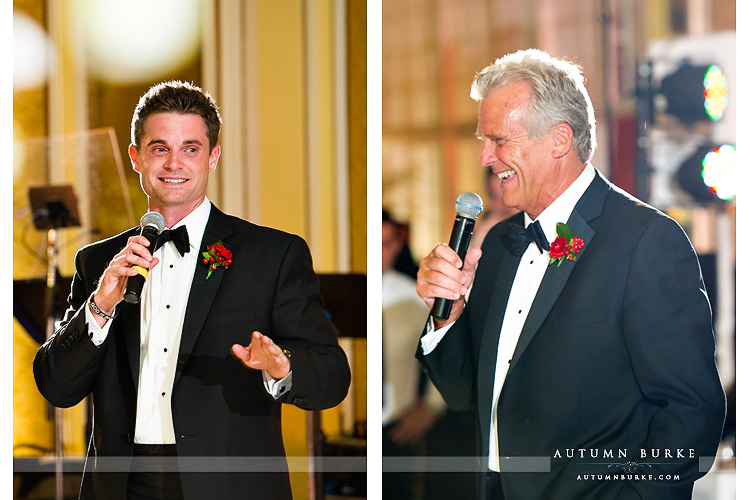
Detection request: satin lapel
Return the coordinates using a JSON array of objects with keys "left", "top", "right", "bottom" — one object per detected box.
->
[
  {"left": 508, "top": 211, "right": 594, "bottom": 374},
  {"left": 507, "top": 171, "right": 609, "bottom": 375},
  {"left": 121, "top": 302, "right": 142, "bottom": 389},
  {"left": 173, "top": 206, "right": 234, "bottom": 386},
  {"left": 477, "top": 250, "right": 521, "bottom": 423},
  {"left": 109, "top": 226, "right": 143, "bottom": 389}
]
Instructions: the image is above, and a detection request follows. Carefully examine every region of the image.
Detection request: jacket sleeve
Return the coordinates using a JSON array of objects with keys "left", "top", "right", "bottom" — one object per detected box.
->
[
  {"left": 33, "top": 247, "right": 110, "bottom": 408},
  {"left": 415, "top": 311, "right": 478, "bottom": 412},
  {"left": 269, "top": 235, "right": 351, "bottom": 410},
  {"left": 623, "top": 215, "right": 725, "bottom": 497}
]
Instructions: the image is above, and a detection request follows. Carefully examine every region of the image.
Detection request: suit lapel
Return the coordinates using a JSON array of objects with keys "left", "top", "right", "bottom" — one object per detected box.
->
[
  {"left": 506, "top": 171, "right": 609, "bottom": 375},
  {"left": 173, "top": 205, "right": 234, "bottom": 386},
  {"left": 478, "top": 248, "right": 521, "bottom": 422},
  {"left": 121, "top": 302, "right": 142, "bottom": 389},
  {"left": 105, "top": 227, "right": 143, "bottom": 390},
  {"left": 507, "top": 210, "right": 594, "bottom": 373}
]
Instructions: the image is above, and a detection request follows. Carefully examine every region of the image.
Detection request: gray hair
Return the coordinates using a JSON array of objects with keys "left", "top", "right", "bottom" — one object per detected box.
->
[{"left": 470, "top": 49, "right": 597, "bottom": 163}]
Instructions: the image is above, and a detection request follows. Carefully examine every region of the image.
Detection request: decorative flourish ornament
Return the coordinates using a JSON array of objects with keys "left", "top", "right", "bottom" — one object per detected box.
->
[
  {"left": 202, "top": 241, "right": 232, "bottom": 279},
  {"left": 548, "top": 223, "right": 585, "bottom": 267}
]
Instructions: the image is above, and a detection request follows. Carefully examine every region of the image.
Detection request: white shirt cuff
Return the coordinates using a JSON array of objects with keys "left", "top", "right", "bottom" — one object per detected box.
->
[
  {"left": 263, "top": 370, "right": 293, "bottom": 399},
  {"left": 420, "top": 317, "right": 455, "bottom": 355},
  {"left": 84, "top": 303, "right": 113, "bottom": 346}
]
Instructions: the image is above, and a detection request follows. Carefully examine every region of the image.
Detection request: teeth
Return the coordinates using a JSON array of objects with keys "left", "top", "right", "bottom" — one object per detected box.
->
[
  {"left": 163, "top": 179, "right": 187, "bottom": 184},
  {"left": 497, "top": 170, "right": 515, "bottom": 180}
]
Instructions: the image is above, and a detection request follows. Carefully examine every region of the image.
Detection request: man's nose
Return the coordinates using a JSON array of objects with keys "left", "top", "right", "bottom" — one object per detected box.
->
[
  {"left": 165, "top": 151, "right": 180, "bottom": 170},
  {"left": 479, "top": 140, "right": 498, "bottom": 167}
]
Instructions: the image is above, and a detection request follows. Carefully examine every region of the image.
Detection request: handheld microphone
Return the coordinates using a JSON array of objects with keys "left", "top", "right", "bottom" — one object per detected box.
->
[
  {"left": 431, "top": 192, "right": 484, "bottom": 320},
  {"left": 123, "top": 212, "right": 166, "bottom": 304}
]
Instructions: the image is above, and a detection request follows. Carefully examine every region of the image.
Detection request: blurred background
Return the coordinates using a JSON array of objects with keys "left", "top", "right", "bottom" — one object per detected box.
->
[
  {"left": 382, "top": 0, "right": 736, "bottom": 499},
  {"left": 13, "top": 1, "right": 366, "bottom": 499}
]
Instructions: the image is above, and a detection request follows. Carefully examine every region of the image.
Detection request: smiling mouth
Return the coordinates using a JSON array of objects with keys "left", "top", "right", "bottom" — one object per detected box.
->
[
  {"left": 160, "top": 178, "right": 188, "bottom": 184},
  {"left": 495, "top": 169, "right": 516, "bottom": 182}
]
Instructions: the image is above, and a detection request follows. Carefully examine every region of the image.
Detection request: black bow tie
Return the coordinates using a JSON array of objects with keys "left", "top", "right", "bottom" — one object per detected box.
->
[
  {"left": 500, "top": 220, "right": 550, "bottom": 256},
  {"left": 154, "top": 225, "right": 190, "bottom": 256}
]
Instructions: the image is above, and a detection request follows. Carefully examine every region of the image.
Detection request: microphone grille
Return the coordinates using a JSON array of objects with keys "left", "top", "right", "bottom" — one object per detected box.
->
[
  {"left": 455, "top": 192, "right": 483, "bottom": 220},
  {"left": 140, "top": 211, "right": 166, "bottom": 232}
]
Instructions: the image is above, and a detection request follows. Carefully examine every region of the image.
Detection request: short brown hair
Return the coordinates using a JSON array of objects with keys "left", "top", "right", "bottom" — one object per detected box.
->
[{"left": 131, "top": 80, "right": 222, "bottom": 151}]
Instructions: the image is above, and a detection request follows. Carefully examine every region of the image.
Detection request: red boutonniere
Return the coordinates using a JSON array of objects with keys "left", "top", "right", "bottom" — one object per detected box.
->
[
  {"left": 202, "top": 241, "right": 232, "bottom": 279},
  {"left": 548, "top": 223, "right": 585, "bottom": 267}
]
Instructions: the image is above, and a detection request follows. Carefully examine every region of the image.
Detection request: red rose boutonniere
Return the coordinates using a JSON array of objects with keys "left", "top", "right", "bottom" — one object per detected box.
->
[
  {"left": 202, "top": 241, "right": 232, "bottom": 279},
  {"left": 548, "top": 223, "right": 585, "bottom": 267}
]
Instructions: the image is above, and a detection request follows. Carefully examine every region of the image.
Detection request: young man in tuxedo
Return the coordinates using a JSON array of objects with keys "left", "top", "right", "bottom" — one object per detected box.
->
[
  {"left": 415, "top": 49, "right": 725, "bottom": 500},
  {"left": 34, "top": 81, "right": 351, "bottom": 500}
]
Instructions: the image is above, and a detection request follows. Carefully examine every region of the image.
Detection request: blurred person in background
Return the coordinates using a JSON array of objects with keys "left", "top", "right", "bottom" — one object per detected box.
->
[
  {"left": 384, "top": 210, "right": 478, "bottom": 499},
  {"left": 383, "top": 210, "right": 443, "bottom": 498}
]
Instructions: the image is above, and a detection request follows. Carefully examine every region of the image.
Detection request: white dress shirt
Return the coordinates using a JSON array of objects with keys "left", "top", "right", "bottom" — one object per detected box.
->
[
  {"left": 85, "top": 197, "right": 289, "bottom": 445},
  {"left": 133, "top": 198, "right": 209, "bottom": 444},
  {"left": 421, "top": 163, "right": 596, "bottom": 471}
]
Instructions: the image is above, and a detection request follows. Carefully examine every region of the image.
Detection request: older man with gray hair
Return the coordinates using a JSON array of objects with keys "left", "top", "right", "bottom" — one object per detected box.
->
[{"left": 416, "top": 49, "right": 725, "bottom": 500}]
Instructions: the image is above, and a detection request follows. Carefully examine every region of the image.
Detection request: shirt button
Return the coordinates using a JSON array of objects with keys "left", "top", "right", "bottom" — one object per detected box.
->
[
  {"left": 166, "top": 305, "right": 171, "bottom": 309},
  {"left": 164, "top": 348, "right": 168, "bottom": 353},
  {"left": 161, "top": 392, "right": 166, "bottom": 397}
]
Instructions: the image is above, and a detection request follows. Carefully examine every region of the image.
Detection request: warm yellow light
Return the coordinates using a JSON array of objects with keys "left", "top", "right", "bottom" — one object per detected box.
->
[
  {"left": 82, "top": 0, "right": 202, "bottom": 84},
  {"left": 703, "top": 65, "right": 729, "bottom": 121},
  {"left": 13, "top": 10, "right": 55, "bottom": 90}
]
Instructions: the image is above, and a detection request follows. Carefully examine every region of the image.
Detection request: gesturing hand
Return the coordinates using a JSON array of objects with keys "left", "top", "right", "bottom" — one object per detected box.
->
[
  {"left": 416, "top": 244, "right": 482, "bottom": 328},
  {"left": 231, "top": 331, "right": 291, "bottom": 380}
]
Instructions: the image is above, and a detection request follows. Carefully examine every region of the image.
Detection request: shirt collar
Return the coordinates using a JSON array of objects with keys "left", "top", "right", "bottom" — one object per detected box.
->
[
  {"left": 166, "top": 196, "right": 211, "bottom": 253},
  {"left": 525, "top": 163, "right": 596, "bottom": 244}
]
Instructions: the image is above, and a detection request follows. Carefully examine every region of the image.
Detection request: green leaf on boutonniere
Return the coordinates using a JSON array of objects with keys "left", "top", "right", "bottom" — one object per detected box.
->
[
  {"left": 201, "top": 240, "right": 233, "bottom": 280},
  {"left": 548, "top": 223, "right": 585, "bottom": 267},
  {"left": 556, "top": 222, "right": 573, "bottom": 240}
]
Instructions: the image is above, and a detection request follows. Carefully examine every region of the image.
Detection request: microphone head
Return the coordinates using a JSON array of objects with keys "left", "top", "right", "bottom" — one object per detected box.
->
[
  {"left": 140, "top": 211, "right": 166, "bottom": 232},
  {"left": 455, "top": 192, "right": 483, "bottom": 220}
]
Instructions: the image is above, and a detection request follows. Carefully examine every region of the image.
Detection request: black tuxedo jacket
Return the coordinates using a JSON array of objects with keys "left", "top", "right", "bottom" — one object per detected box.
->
[
  {"left": 34, "top": 205, "right": 351, "bottom": 500},
  {"left": 417, "top": 171, "right": 725, "bottom": 500}
]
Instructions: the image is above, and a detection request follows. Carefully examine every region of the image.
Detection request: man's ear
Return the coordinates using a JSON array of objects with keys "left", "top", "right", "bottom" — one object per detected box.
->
[
  {"left": 551, "top": 123, "right": 574, "bottom": 159},
  {"left": 128, "top": 144, "right": 140, "bottom": 173},
  {"left": 209, "top": 145, "right": 221, "bottom": 172}
]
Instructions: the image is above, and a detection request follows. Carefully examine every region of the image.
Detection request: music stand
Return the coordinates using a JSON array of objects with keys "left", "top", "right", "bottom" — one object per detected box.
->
[
  {"left": 28, "top": 184, "right": 80, "bottom": 500},
  {"left": 29, "top": 185, "right": 81, "bottom": 231},
  {"left": 308, "top": 273, "right": 366, "bottom": 499}
]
